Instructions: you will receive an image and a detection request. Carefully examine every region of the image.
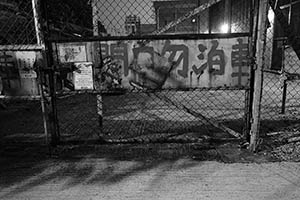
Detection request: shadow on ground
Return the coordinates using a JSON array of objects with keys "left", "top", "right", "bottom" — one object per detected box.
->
[{"left": 0, "top": 138, "right": 271, "bottom": 199}]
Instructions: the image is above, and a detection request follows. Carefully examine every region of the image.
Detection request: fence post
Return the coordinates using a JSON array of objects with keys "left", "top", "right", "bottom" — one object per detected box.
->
[
  {"left": 32, "top": 0, "right": 51, "bottom": 150},
  {"left": 249, "top": 0, "right": 269, "bottom": 151},
  {"left": 96, "top": 41, "right": 104, "bottom": 142},
  {"left": 39, "top": 0, "right": 60, "bottom": 146}
]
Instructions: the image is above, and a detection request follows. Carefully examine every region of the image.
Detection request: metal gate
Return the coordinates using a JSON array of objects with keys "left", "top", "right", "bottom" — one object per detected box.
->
[
  {"left": 0, "top": 0, "right": 47, "bottom": 150},
  {"left": 42, "top": 0, "right": 253, "bottom": 146}
]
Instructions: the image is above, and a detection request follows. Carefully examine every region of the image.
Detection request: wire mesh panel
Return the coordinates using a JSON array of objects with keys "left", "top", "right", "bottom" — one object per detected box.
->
[
  {"left": 56, "top": 93, "right": 101, "bottom": 142},
  {"left": 54, "top": 89, "right": 247, "bottom": 143},
  {"left": 0, "top": 98, "right": 45, "bottom": 146},
  {"left": 260, "top": 4, "right": 300, "bottom": 136},
  {"left": 0, "top": 0, "right": 38, "bottom": 50},
  {"left": 102, "top": 89, "right": 247, "bottom": 142},
  {"left": 46, "top": 0, "right": 252, "bottom": 145},
  {"left": 45, "top": 0, "right": 251, "bottom": 40},
  {"left": 0, "top": 49, "right": 48, "bottom": 151}
]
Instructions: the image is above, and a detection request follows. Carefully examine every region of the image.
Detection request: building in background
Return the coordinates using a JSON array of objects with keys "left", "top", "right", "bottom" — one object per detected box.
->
[
  {"left": 271, "top": 0, "right": 300, "bottom": 70},
  {"left": 125, "top": 15, "right": 141, "bottom": 36},
  {"left": 153, "top": 0, "right": 250, "bottom": 34},
  {"left": 153, "top": 0, "right": 201, "bottom": 34}
]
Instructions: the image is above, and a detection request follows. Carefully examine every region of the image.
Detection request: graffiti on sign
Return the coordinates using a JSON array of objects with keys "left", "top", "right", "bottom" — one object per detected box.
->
[
  {"left": 100, "top": 37, "right": 249, "bottom": 90},
  {"left": 231, "top": 38, "right": 250, "bottom": 86},
  {"left": 58, "top": 43, "right": 87, "bottom": 63},
  {"left": 100, "top": 56, "right": 122, "bottom": 90}
]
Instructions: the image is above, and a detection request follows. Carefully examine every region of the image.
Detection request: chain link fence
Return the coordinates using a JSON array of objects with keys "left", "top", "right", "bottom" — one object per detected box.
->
[
  {"left": 54, "top": 89, "right": 248, "bottom": 143},
  {"left": 257, "top": 0, "right": 300, "bottom": 159},
  {"left": 0, "top": 0, "right": 39, "bottom": 49},
  {"left": 261, "top": 3, "right": 300, "bottom": 135},
  {"left": 0, "top": 97, "right": 45, "bottom": 145},
  {"left": 1, "top": 0, "right": 298, "bottom": 151},
  {"left": 43, "top": 0, "right": 253, "bottom": 145},
  {"left": 44, "top": 0, "right": 251, "bottom": 40},
  {"left": 0, "top": 0, "right": 47, "bottom": 152}
]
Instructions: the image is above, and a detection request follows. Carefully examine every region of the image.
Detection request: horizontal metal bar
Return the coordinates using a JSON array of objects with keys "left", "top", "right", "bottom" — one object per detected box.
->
[
  {"left": 280, "top": 0, "right": 300, "bottom": 9},
  {"left": 0, "top": 45, "right": 43, "bottom": 51},
  {"left": 48, "top": 33, "right": 251, "bottom": 43},
  {"left": 0, "top": 95, "right": 41, "bottom": 100},
  {"left": 262, "top": 69, "right": 281, "bottom": 75},
  {"left": 55, "top": 86, "right": 249, "bottom": 96}
]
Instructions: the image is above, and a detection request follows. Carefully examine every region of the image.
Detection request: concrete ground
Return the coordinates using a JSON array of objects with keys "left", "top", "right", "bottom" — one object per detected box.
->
[{"left": 1, "top": 144, "right": 300, "bottom": 200}]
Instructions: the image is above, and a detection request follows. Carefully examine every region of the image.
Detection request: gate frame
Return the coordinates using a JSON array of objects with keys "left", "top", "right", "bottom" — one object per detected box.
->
[{"left": 40, "top": 0, "right": 257, "bottom": 149}]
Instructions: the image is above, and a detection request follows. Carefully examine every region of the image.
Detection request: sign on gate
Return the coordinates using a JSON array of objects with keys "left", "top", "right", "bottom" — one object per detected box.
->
[
  {"left": 100, "top": 37, "right": 250, "bottom": 90},
  {"left": 73, "top": 62, "right": 94, "bottom": 90},
  {"left": 55, "top": 37, "right": 250, "bottom": 90},
  {"left": 58, "top": 43, "right": 87, "bottom": 63}
]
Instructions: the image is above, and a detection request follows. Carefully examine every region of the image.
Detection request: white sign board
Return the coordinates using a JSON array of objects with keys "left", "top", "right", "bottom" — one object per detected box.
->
[
  {"left": 73, "top": 62, "right": 94, "bottom": 90},
  {"left": 58, "top": 43, "right": 87, "bottom": 63},
  {"left": 99, "top": 37, "right": 250, "bottom": 89}
]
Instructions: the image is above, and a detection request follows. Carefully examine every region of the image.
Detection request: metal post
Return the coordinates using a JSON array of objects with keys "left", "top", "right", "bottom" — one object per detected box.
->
[
  {"left": 96, "top": 41, "right": 104, "bottom": 142},
  {"left": 281, "top": 40, "right": 287, "bottom": 114},
  {"left": 40, "top": 0, "right": 60, "bottom": 146},
  {"left": 249, "top": 0, "right": 269, "bottom": 152},
  {"left": 281, "top": 80, "right": 287, "bottom": 114},
  {"left": 32, "top": 0, "right": 50, "bottom": 151},
  {"left": 243, "top": 0, "right": 257, "bottom": 142},
  {"left": 32, "top": 0, "right": 44, "bottom": 48}
]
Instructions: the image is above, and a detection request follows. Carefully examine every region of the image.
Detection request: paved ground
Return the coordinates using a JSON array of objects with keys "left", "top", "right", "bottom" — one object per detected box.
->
[{"left": 1, "top": 143, "right": 300, "bottom": 200}]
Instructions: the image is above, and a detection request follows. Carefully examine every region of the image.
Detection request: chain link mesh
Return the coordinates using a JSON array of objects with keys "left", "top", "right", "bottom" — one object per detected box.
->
[
  {"left": 261, "top": 4, "right": 300, "bottom": 136},
  {"left": 45, "top": 0, "right": 251, "bottom": 40},
  {"left": 0, "top": 0, "right": 38, "bottom": 49},
  {"left": 45, "top": 0, "right": 252, "bottom": 144},
  {"left": 0, "top": 98, "right": 45, "bottom": 146},
  {"left": 55, "top": 89, "right": 247, "bottom": 143}
]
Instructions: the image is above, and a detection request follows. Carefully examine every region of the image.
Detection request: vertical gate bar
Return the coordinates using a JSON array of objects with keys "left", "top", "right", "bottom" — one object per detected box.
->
[
  {"left": 245, "top": 0, "right": 257, "bottom": 142},
  {"left": 281, "top": 80, "right": 287, "bottom": 114},
  {"left": 97, "top": 94, "right": 103, "bottom": 138},
  {"left": 243, "top": 88, "right": 251, "bottom": 140},
  {"left": 32, "top": 0, "right": 51, "bottom": 151},
  {"left": 41, "top": 0, "right": 60, "bottom": 146},
  {"left": 249, "top": 0, "right": 269, "bottom": 152},
  {"left": 281, "top": 41, "right": 287, "bottom": 114},
  {"left": 96, "top": 40, "right": 104, "bottom": 141},
  {"left": 32, "top": 0, "right": 44, "bottom": 48},
  {"left": 37, "top": 53, "right": 49, "bottom": 148}
]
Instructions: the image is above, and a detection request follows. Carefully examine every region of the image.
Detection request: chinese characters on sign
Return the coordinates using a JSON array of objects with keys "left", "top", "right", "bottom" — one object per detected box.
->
[
  {"left": 100, "top": 37, "right": 249, "bottom": 89},
  {"left": 56, "top": 38, "right": 250, "bottom": 90}
]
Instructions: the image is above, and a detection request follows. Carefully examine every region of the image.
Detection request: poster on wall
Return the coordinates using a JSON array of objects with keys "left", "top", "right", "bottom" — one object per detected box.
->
[
  {"left": 73, "top": 62, "right": 94, "bottom": 90},
  {"left": 58, "top": 43, "right": 87, "bottom": 63}
]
